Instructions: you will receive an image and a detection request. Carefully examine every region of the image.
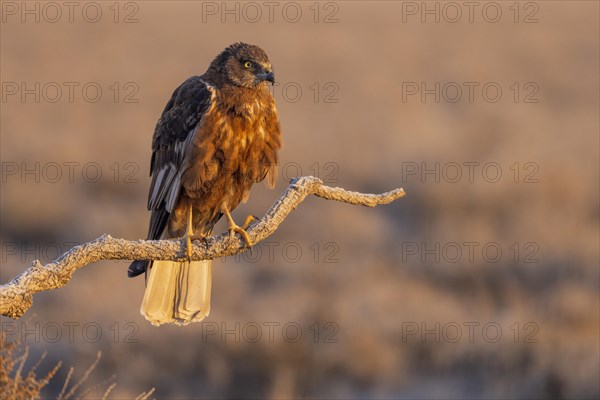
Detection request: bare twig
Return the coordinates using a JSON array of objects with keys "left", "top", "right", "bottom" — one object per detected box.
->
[{"left": 0, "top": 176, "right": 405, "bottom": 319}]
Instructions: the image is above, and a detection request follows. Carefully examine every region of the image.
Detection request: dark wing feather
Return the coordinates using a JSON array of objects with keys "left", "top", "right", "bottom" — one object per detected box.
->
[{"left": 146, "top": 76, "right": 213, "bottom": 240}]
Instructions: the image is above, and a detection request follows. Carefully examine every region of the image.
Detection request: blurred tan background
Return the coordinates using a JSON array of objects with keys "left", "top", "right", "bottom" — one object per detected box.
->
[{"left": 1, "top": 1, "right": 598, "bottom": 398}]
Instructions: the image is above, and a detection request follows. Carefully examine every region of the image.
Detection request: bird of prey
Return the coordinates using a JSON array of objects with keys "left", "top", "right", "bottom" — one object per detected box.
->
[{"left": 128, "top": 43, "right": 282, "bottom": 326}]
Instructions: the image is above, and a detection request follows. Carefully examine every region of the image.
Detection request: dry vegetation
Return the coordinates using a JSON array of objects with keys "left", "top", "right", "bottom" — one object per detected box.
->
[
  {"left": 0, "top": 2, "right": 598, "bottom": 399},
  {"left": 0, "top": 333, "right": 155, "bottom": 399},
  {"left": 0, "top": 333, "right": 61, "bottom": 399}
]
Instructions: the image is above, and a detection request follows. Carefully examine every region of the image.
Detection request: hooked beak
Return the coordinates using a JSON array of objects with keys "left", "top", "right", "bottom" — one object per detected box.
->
[{"left": 256, "top": 71, "right": 275, "bottom": 85}]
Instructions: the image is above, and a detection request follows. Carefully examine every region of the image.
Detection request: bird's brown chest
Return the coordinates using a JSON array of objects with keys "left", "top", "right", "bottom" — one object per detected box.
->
[{"left": 171, "top": 86, "right": 281, "bottom": 237}]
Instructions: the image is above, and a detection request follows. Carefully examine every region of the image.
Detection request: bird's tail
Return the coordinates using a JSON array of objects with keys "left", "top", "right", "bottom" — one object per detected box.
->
[{"left": 140, "top": 260, "right": 212, "bottom": 326}]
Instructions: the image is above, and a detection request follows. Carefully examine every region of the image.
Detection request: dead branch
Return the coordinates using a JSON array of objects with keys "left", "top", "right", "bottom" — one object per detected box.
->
[{"left": 0, "top": 176, "right": 405, "bottom": 319}]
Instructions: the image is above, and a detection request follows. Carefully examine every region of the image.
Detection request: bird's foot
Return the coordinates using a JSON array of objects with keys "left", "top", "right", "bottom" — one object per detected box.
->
[
  {"left": 240, "top": 215, "right": 258, "bottom": 255},
  {"left": 223, "top": 208, "right": 255, "bottom": 249},
  {"left": 241, "top": 214, "right": 257, "bottom": 230},
  {"left": 228, "top": 220, "right": 253, "bottom": 248},
  {"left": 229, "top": 225, "right": 252, "bottom": 247},
  {"left": 184, "top": 233, "right": 207, "bottom": 260}
]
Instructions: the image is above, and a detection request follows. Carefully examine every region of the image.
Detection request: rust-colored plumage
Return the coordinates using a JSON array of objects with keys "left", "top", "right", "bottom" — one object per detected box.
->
[{"left": 128, "top": 43, "right": 282, "bottom": 325}]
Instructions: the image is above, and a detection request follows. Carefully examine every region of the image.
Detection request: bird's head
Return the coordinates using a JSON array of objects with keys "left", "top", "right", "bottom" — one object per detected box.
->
[{"left": 211, "top": 42, "right": 275, "bottom": 88}]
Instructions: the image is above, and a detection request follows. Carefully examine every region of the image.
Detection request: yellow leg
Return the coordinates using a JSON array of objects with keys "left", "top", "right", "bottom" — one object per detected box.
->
[
  {"left": 224, "top": 208, "right": 253, "bottom": 247},
  {"left": 185, "top": 204, "right": 194, "bottom": 259},
  {"left": 183, "top": 205, "right": 209, "bottom": 259}
]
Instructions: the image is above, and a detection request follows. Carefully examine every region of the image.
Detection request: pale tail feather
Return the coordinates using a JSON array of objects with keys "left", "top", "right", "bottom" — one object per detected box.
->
[{"left": 141, "top": 260, "right": 212, "bottom": 326}]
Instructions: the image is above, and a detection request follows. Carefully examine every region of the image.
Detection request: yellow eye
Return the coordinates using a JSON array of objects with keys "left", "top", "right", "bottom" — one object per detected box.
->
[{"left": 243, "top": 61, "right": 252, "bottom": 69}]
